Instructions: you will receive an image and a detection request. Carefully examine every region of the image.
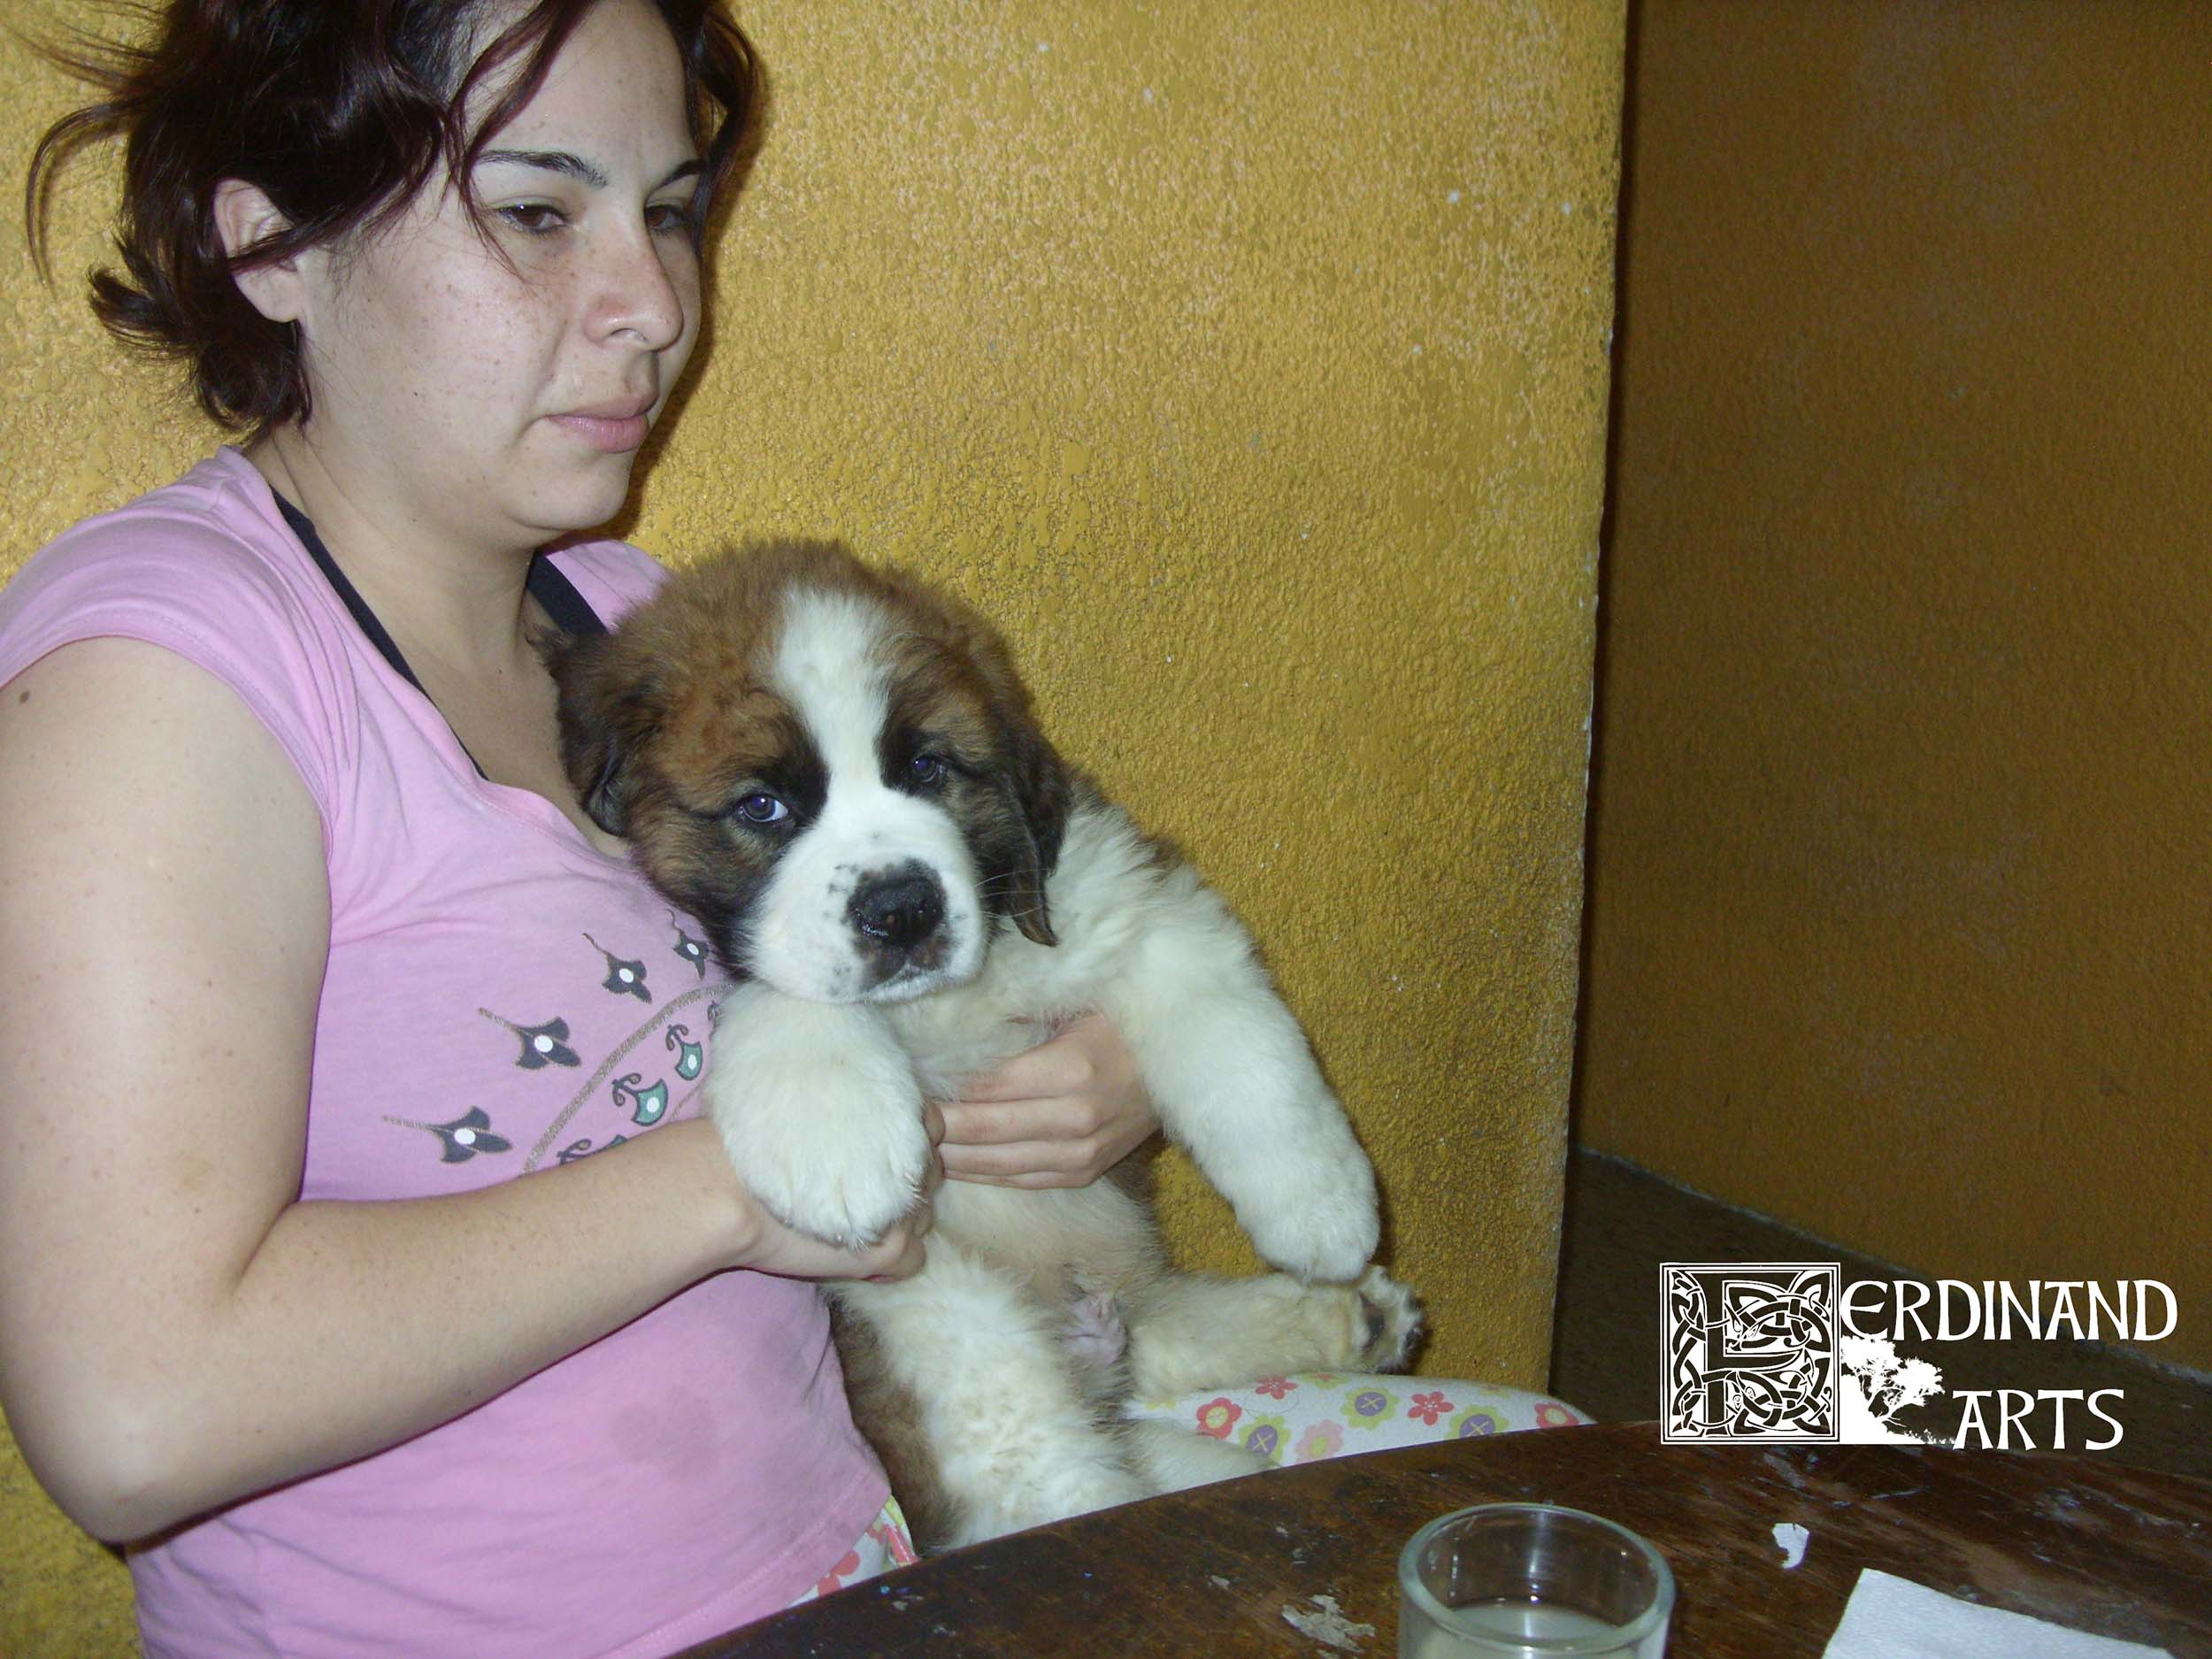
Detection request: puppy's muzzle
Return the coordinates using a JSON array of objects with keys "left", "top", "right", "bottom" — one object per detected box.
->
[{"left": 849, "top": 863, "right": 949, "bottom": 983}]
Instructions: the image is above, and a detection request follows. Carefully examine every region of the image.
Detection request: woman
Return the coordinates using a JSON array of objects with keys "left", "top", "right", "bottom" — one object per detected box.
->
[{"left": 0, "top": 2, "right": 1156, "bottom": 1653}]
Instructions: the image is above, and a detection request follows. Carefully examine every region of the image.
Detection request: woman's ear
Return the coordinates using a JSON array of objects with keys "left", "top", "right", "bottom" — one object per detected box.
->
[{"left": 211, "top": 179, "right": 311, "bottom": 325}]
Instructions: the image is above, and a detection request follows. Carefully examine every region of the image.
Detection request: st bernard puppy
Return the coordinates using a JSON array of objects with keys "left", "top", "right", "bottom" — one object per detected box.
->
[{"left": 548, "top": 541, "right": 1419, "bottom": 1550}]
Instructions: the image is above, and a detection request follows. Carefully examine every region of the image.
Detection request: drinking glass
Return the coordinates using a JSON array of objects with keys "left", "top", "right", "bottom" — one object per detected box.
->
[{"left": 1397, "top": 1502, "right": 1674, "bottom": 1658}]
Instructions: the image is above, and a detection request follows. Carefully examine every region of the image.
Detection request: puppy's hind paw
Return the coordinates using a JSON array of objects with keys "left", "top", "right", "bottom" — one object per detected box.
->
[{"left": 1356, "top": 1267, "right": 1423, "bottom": 1372}]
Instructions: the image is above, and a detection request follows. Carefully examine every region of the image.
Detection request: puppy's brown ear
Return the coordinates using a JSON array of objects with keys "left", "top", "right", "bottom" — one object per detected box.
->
[
  {"left": 955, "top": 616, "right": 1070, "bottom": 948},
  {"left": 997, "top": 714, "right": 1071, "bottom": 948},
  {"left": 543, "top": 631, "right": 662, "bottom": 838}
]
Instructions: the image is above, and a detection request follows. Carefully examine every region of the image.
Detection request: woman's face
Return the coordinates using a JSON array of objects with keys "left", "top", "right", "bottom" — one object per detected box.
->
[{"left": 290, "top": 0, "right": 704, "bottom": 550}]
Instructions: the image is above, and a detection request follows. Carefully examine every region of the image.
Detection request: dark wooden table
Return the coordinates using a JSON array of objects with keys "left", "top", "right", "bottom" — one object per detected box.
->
[{"left": 680, "top": 1422, "right": 2212, "bottom": 1657}]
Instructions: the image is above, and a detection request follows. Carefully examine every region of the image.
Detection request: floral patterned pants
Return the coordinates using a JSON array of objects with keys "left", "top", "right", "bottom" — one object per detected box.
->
[{"left": 794, "top": 1374, "right": 1587, "bottom": 1602}]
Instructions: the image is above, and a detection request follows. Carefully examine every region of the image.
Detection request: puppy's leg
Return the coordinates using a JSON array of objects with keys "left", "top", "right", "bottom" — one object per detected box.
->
[
  {"left": 1102, "top": 889, "right": 1379, "bottom": 1283},
  {"left": 706, "top": 982, "right": 930, "bottom": 1248},
  {"left": 1120, "top": 1418, "right": 1270, "bottom": 1493},
  {"left": 836, "top": 1246, "right": 1151, "bottom": 1549},
  {"left": 1124, "top": 1268, "right": 1423, "bottom": 1400}
]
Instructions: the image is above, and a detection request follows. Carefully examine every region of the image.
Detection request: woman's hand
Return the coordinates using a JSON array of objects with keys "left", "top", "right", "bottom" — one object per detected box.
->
[{"left": 937, "top": 1014, "right": 1159, "bottom": 1188}]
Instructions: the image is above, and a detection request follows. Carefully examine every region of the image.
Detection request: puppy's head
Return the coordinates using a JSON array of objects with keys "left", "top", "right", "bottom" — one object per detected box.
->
[{"left": 546, "top": 540, "right": 1069, "bottom": 1002}]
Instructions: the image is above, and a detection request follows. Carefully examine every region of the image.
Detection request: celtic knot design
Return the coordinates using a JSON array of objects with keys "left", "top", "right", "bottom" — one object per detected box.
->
[{"left": 1663, "top": 1263, "right": 1839, "bottom": 1442}]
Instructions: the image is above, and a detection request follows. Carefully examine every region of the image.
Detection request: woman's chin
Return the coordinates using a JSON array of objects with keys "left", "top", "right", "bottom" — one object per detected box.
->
[{"left": 519, "top": 459, "right": 643, "bottom": 541}]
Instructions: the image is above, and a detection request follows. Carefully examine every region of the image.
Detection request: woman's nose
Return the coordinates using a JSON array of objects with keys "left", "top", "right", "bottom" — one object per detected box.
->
[{"left": 593, "top": 224, "right": 692, "bottom": 351}]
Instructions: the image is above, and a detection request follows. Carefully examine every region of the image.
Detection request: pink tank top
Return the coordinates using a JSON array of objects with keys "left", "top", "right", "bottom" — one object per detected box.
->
[{"left": 0, "top": 449, "right": 887, "bottom": 1658}]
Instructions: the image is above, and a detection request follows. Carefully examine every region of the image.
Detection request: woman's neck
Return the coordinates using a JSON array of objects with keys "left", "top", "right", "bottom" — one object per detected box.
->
[{"left": 246, "top": 427, "right": 539, "bottom": 681}]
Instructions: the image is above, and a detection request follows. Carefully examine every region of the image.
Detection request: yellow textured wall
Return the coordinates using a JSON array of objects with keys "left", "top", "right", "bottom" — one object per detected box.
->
[
  {"left": 3, "top": 2, "right": 1623, "bottom": 1648},
  {"left": 1582, "top": 2, "right": 2211, "bottom": 1369}
]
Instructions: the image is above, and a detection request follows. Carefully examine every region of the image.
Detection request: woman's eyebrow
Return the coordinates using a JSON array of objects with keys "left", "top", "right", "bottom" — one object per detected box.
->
[
  {"left": 479, "top": 149, "right": 609, "bottom": 187},
  {"left": 476, "top": 150, "right": 704, "bottom": 192}
]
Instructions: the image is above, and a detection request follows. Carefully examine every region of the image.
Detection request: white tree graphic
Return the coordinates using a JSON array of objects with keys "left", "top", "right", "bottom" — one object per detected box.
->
[{"left": 1839, "top": 1334, "right": 1950, "bottom": 1444}]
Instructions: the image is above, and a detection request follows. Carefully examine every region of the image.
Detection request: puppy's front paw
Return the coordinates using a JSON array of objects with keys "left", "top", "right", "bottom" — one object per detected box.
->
[
  {"left": 1240, "top": 1160, "right": 1380, "bottom": 1286},
  {"left": 708, "top": 1042, "right": 928, "bottom": 1249},
  {"left": 1356, "top": 1266, "right": 1424, "bottom": 1372}
]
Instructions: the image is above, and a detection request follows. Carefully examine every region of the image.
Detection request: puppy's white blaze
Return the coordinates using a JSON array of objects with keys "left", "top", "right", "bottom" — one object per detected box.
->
[{"left": 749, "top": 587, "right": 987, "bottom": 1002}]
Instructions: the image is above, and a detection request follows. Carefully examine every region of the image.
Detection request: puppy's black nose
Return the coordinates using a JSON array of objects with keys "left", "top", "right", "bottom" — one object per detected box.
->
[{"left": 849, "top": 868, "right": 946, "bottom": 952}]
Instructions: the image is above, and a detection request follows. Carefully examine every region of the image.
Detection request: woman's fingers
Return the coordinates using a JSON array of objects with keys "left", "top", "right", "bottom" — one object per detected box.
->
[
  {"left": 954, "top": 1022, "right": 1100, "bottom": 1104},
  {"left": 934, "top": 1013, "right": 1158, "bottom": 1188},
  {"left": 938, "top": 1094, "right": 1099, "bottom": 1148},
  {"left": 939, "top": 1133, "right": 1100, "bottom": 1182},
  {"left": 857, "top": 1215, "right": 929, "bottom": 1281}
]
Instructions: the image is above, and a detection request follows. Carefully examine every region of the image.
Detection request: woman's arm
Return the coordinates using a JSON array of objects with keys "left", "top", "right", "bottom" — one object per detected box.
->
[
  {"left": 0, "top": 640, "right": 920, "bottom": 1544},
  {"left": 937, "top": 1014, "right": 1161, "bottom": 1188}
]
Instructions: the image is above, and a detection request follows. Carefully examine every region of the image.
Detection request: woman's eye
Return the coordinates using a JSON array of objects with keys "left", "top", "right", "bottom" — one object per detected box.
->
[
  {"left": 648, "top": 200, "right": 699, "bottom": 237},
  {"left": 733, "top": 793, "right": 789, "bottom": 826},
  {"left": 496, "top": 202, "right": 566, "bottom": 234},
  {"left": 910, "top": 754, "right": 947, "bottom": 788}
]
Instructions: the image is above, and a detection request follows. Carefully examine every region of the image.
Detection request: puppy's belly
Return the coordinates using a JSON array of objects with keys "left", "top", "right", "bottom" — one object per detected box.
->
[{"left": 934, "top": 1181, "right": 1163, "bottom": 1307}]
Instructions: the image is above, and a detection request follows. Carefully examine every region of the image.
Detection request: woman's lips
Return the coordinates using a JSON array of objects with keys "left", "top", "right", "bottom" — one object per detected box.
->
[{"left": 549, "top": 398, "right": 654, "bottom": 453}]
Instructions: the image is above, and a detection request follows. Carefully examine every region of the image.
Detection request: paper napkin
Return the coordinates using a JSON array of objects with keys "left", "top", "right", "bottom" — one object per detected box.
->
[{"left": 1821, "top": 1570, "right": 2176, "bottom": 1659}]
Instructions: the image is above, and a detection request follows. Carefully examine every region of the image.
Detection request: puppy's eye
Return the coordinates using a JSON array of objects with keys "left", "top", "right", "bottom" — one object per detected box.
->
[
  {"left": 910, "top": 754, "right": 948, "bottom": 788},
  {"left": 731, "top": 792, "right": 790, "bottom": 826}
]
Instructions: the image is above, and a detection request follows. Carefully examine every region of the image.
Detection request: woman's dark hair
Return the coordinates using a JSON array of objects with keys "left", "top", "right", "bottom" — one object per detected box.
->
[{"left": 26, "top": 1, "right": 757, "bottom": 435}]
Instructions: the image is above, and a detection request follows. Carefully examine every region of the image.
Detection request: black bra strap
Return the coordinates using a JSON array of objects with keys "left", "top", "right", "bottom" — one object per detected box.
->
[
  {"left": 273, "top": 493, "right": 438, "bottom": 705},
  {"left": 273, "top": 493, "right": 611, "bottom": 782},
  {"left": 526, "top": 552, "right": 608, "bottom": 641}
]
